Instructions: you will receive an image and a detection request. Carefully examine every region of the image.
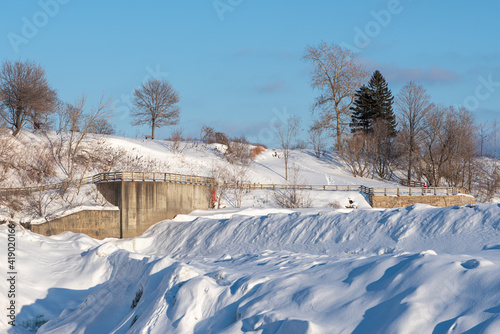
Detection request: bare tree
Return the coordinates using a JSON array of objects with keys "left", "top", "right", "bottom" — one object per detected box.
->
[
  {"left": 28, "top": 191, "right": 58, "bottom": 218},
  {"left": 291, "top": 115, "right": 301, "bottom": 149},
  {"left": 442, "top": 107, "right": 477, "bottom": 190},
  {"left": 308, "top": 119, "right": 328, "bottom": 158},
  {"left": 0, "top": 135, "right": 14, "bottom": 183},
  {"left": 230, "top": 164, "right": 249, "bottom": 208},
  {"left": 419, "top": 106, "right": 477, "bottom": 188},
  {"left": 215, "top": 131, "right": 229, "bottom": 146},
  {"left": 91, "top": 142, "right": 127, "bottom": 173},
  {"left": 168, "top": 128, "right": 184, "bottom": 152},
  {"left": 273, "top": 164, "right": 312, "bottom": 208},
  {"left": 48, "top": 95, "right": 113, "bottom": 193},
  {"left": 274, "top": 115, "right": 299, "bottom": 180},
  {"left": 395, "top": 81, "right": 433, "bottom": 181},
  {"left": 54, "top": 100, "right": 69, "bottom": 134},
  {"left": 0, "top": 59, "right": 57, "bottom": 135},
  {"left": 131, "top": 78, "right": 180, "bottom": 139},
  {"left": 210, "top": 160, "right": 249, "bottom": 208},
  {"left": 366, "top": 120, "right": 402, "bottom": 179},
  {"left": 88, "top": 116, "right": 115, "bottom": 135},
  {"left": 339, "top": 133, "right": 371, "bottom": 177},
  {"left": 210, "top": 161, "right": 229, "bottom": 209},
  {"left": 200, "top": 125, "right": 216, "bottom": 144},
  {"left": 419, "top": 105, "right": 450, "bottom": 187},
  {"left": 303, "top": 41, "right": 367, "bottom": 149},
  {"left": 477, "top": 122, "right": 490, "bottom": 157},
  {"left": 225, "top": 136, "right": 251, "bottom": 166},
  {"left": 485, "top": 120, "right": 500, "bottom": 200}
]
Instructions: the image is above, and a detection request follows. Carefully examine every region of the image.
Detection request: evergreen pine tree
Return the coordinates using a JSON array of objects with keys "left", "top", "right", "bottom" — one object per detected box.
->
[
  {"left": 350, "top": 85, "right": 374, "bottom": 133},
  {"left": 349, "top": 70, "right": 397, "bottom": 136},
  {"left": 367, "top": 70, "right": 397, "bottom": 136}
]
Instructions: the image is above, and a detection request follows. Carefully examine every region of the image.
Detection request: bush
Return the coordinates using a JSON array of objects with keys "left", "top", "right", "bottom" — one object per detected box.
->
[
  {"left": 327, "top": 201, "right": 343, "bottom": 209},
  {"left": 273, "top": 164, "right": 312, "bottom": 208},
  {"left": 226, "top": 137, "right": 251, "bottom": 166},
  {"left": 168, "top": 128, "right": 184, "bottom": 152},
  {"left": 200, "top": 125, "right": 216, "bottom": 144},
  {"left": 215, "top": 132, "right": 229, "bottom": 146},
  {"left": 250, "top": 145, "right": 266, "bottom": 160}
]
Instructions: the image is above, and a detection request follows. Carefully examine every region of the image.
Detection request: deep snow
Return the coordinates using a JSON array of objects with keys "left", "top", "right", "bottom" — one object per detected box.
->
[
  {"left": 2, "top": 204, "right": 500, "bottom": 333},
  {"left": 2, "top": 132, "right": 500, "bottom": 333}
]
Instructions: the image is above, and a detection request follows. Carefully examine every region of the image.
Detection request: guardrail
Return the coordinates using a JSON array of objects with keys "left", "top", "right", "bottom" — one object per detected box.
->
[
  {"left": 370, "top": 186, "right": 466, "bottom": 196},
  {"left": 92, "top": 172, "right": 215, "bottom": 185},
  {"left": 399, "top": 179, "right": 427, "bottom": 187},
  {"left": 222, "top": 184, "right": 362, "bottom": 191},
  {"left": 0, "top": 172, "right": 216, "bottom": 196},
  {"left": 222, "top": 183, "right": 468, "bottom": 197},
  {"left": 0, "top": 171, "right": 469, "bottom": 198}
]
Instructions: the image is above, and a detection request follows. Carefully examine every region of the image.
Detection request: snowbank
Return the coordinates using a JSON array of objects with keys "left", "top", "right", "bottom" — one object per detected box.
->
[{"left": 2, "top": 204, "right": 500, "bottom": 333}]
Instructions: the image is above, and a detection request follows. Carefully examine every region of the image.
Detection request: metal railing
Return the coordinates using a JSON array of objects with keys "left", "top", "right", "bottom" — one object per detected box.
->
[
  {"left": 222, "top": 183, "right": 468, "bottom": 197},
  {"left": 399, "top": 179, "right": 427, "bottom": 187},
  {"left": 369, "top": 186, "right": 466, "bottom": 197},
  {"left": 221, "top": 183, "right": 362, "bottom": 191},
  {"left": 0, "top": 171, "right": 216, "bottom": 196},
  {"left": 0, "top": 171, "right": 469, "bottom": 198}
]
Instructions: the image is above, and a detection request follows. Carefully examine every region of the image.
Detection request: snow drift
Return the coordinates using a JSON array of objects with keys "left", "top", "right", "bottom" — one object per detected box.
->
[{"left": 2, "top": 203, "right": 500, "bottom": 333}]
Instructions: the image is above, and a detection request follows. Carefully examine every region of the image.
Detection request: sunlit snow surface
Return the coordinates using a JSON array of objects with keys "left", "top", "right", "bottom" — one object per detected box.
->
[{"left": 2, "top": 204, "right": 500, "bottom": 333}]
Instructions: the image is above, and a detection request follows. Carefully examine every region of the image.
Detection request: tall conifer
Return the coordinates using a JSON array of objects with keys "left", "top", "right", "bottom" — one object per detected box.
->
[
  {"left": 350, "top": 85, "right": 374, "bottom": 133},
  {"left": 350, "top": 70, "right": 397, "bottom": 136}
]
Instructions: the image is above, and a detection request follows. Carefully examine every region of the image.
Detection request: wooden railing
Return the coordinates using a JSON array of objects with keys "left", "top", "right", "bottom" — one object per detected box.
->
[{"left": 0, "top": 172, "right": 470, "bottom": 198}]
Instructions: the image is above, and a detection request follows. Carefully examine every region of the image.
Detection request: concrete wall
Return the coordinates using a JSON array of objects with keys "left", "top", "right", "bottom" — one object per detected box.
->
[
  {"left": 97, "top": 181, "right": 213, "bottom": 238},
  {"left": 371, "top": 195, "right": 476, "bottom": 208},
  {"left": 31, "top": 209, "right": 120, "bottom": 239}
]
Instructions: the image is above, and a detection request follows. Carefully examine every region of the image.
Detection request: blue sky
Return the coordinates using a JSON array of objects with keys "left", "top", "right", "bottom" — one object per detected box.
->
[{"left": 1, "top": 0, "right": 500, "bottom": 147}]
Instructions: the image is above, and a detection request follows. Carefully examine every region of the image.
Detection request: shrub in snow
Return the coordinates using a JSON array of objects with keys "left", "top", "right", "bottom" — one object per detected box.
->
[{"left": 327, "top": 201, "right": 343, "bottom": 209}]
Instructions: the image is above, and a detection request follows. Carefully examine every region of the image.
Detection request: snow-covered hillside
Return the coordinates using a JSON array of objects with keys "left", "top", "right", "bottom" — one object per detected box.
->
[
  {"left": 100, "top": 135, "right": 395, "bottom": 187},
  {"left": 0, "top": 130, "right": 400, "bottom": 222},
  {"left": 2, "top": 131, "right": 500, "bottom": 333},
  {"left": 2, "top": 204, "right": 500, "bottom": 333}
]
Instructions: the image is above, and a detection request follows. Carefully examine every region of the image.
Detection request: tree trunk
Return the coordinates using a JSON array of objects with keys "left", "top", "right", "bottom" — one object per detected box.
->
[
  {"left": 285, "top": 158, "right": 288, "bottom": 180},
  {"left": 12, "top": 108, "right": 23, "bottom": 136},
  {"left": 151, "top": 126, "right": 155, "bottom": 140},
  {"left": 407, "top": 149, "right": 412, "bottom": 181},
  {"left": 336, "top": 109, "right": 341, "bottom": 150}
]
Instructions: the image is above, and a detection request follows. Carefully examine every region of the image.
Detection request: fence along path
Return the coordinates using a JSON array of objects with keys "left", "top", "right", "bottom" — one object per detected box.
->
[
  {"left": 0, "top": 171, "right": 469, "bottom": 197},
  {"left": 223, "top": 183, "right": 468, "bottom": 196},
  {"left": 0, "top": 172, "right": 216, "bottom": 196}
]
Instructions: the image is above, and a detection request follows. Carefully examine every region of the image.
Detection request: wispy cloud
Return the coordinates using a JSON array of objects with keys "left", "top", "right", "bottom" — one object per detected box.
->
[
  {"left": 362, "top": 60, "right": 461, "bottom": 84},
  {"left": 233, "top": 47, "right": 254, "bottom": 57},
  {"left": 254, "top": 79, "right": 287, "bottom": 94},
  {"left": 267, "top": 49, "right": 294, "bottom": 59}
]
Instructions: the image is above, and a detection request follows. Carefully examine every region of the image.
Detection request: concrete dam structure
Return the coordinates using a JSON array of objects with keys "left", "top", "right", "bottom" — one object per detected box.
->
[
  {"left": 19, "top": 172, "right": 475, "bottom": 239},
  {"left": 31, "top": 172, "right": 215, "bottom": 239}
]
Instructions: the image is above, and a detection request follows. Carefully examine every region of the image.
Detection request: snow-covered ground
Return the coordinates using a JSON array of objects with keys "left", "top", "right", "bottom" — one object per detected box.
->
[
  {"left": 2, "top": 204, "right": 500, "bottom": 333},
  {"left": 100, "top": 135, "right": 397, "bottom": 187},
  {"left": 2, "top": 131, "right": 500, "bottom": 333}
]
